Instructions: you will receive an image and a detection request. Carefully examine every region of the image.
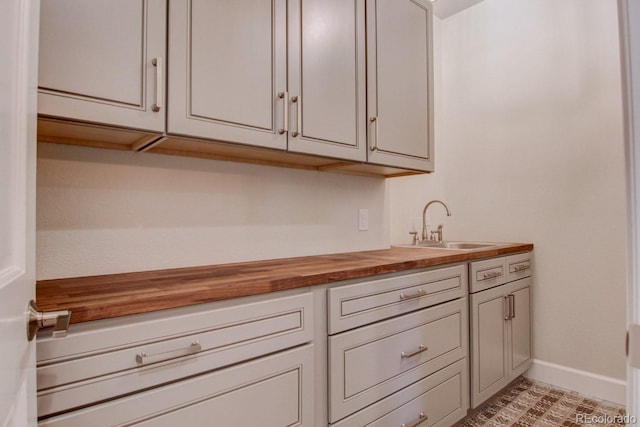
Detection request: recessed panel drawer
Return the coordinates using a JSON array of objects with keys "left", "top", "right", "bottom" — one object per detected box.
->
[
  {"left": 506, "top": 252, "right": 533, "bottom": 282},
  {"left": 470, "top": 257, "right": 507, "bottom": 293},
  {"left": 330, "top": 359, "right": 468, "bottom": 427},
  {"left": 37, "top": 291, "right": 313, "bottom": 418},
  {"left": 328, "top": 298, "right": 467, "bottom": 422},
  {"left": 328, "top": 265, "right": 467, "bottom": 334},
  {"left": 39, "top": 344, "right": 314, "bottom": 427}
]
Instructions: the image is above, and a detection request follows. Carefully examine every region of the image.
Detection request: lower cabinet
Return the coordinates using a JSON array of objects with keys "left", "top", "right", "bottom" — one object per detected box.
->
[
  {"left": 469, "top": 253, "right": 533, "bottom": 409},
  {"left": 36, "top": 290, "right": 315, "bottom": 426},
  {"left": 327, "top": 265, "right": 470, "bottom": 426},
  {"left": 39, "top": 344, "right": 314, "bottom": 427},
  {"left": 36, "top": 254, "right": 533, "bottom": 425}
]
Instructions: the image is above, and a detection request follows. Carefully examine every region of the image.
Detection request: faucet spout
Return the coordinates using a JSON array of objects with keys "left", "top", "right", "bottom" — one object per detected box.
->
[{"left": 421, "top": 200, "right": 452, "bottom": 242}]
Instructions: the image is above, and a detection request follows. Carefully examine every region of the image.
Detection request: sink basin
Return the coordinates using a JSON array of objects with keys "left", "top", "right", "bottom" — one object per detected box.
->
[
  {"left": 399, "top": 241, "right": 503, "bottom": 250},
  {"left": 441, "top": 242, "right": 496, "bottom": 249}
]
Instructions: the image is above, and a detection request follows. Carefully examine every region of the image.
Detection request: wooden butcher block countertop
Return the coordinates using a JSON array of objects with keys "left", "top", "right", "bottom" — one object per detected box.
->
[{"left": 36, "top": 243, "right": 533, "bottom": 324}]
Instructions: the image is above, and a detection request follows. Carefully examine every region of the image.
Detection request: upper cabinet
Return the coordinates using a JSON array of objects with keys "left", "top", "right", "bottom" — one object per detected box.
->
[
  {"left": 168, "top": 0, "right": 367, "bottom": 161},
  {"left": 37, "top": 0, "right": 433, "bottom": 175},
  {"left": 286, "top": 0, "right": 367, "bottom": 161},
  {"left": 167, "top": 0, "right": 287, "bottom": 151},
  {"left": 366, "top": 0, "right": 434, "bottom": 171},
  {"left": 38, "top": 0, "right": 166, "bottom": 133}
]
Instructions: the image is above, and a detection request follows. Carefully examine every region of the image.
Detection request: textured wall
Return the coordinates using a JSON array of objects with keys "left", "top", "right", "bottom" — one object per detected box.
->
[{"left": 37, "top": 144, "right": 388, "bottom": 279}]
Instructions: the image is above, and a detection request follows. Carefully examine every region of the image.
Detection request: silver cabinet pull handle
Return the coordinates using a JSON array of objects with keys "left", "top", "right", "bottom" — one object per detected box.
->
[
  {"left": 370, "top": 116, "right": 378, "bottom": 151},
  {"left": 482, "top": 271, "right": 502, "bottom": 280},
  {"left": 510, "top": 294, "right": 516, "bottom": 319},
  {"left": 504, "top": 295, "right": 510, "bottom": 320},
  {"left": 136, "top": 341, "right": 202, "bottom": 365},
  {"left": 151, "top": 57, "right": 163, "bottom": 112},
  {"left": 401, "top": 412, "right": 428, "bottom": 427},
  {"left": 399, "top": 289, "right": 426, "bottom": 301},
  {"left": 291, "top": 95, "right": 301, "bottom": 137},
  {"left": 401, "top": 344, "right": 428, "bottom": 358},
  {"left": 513, "top": 263, "right": 530, "bottom": 272},
  {"left": 278, "top": 91, "right": 289, "bottom": 134},
  {"left": 27, "top": 300, "right": 71, "bottom": 341}
]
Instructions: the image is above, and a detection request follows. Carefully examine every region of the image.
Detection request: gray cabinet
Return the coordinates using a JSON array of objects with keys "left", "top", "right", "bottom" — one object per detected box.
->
[
  {"left": 168, "top": 0, "right": 367, "bottom": 161},
  {"left": 469, "top": 253, "right": 533, "bottom": 408},
  {"left": 167, "top": 0, "right": 287, "bottom": 150},
  {"left": 366, "top": 0, "right": 434, "bottom": 172},
  {"left": 38, "top": 0, "right": 166, "bottom": 133},
  {"left": 37, "top": 291, "right": 314, "bottom": 426},
  {"left": 327, "top": 266, "right": 469, "bottom": 426}
]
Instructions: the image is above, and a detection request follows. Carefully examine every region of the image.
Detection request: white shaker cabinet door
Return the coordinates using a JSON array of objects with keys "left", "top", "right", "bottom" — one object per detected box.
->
[
  {"left": 508, "top": 280, "right": 533, "bottom": 378},
  {"left": 470, "top": 284, "right": 509, "bottom": 408},
  {"left": 38, "top": 0, "right": 166, "bottom": 132},
  {"left": 286, "top": 0, "right": 367, "bottom": 161},
  {"left": 168, "top": 0, "right": 287, "bottom": 150},
  {"left": 366, "top": 0, "right": 434, "bottom": 171}
]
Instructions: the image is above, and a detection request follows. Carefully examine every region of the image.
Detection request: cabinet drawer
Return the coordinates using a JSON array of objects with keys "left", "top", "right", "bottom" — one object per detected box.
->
[
  {"left": 506, "top": 252, "right": 533, "bottom": 282},
  {"left": 328, "top": 298, "right": 467, "bottom": 422},
  {"left": 39, "top": 344, "right": 314, "bottom": 427},
  {"left": 37, "top": 292, "right": 313, "bottom": 417},
  {"left": 331, "top": 359, "right": 468, "bottom": 427},
  {"left": 328, "top": 265, "right": 467, "bottom": 334},
  {"left": 470, "top": 257, "right": 507, "bottom": 293}
]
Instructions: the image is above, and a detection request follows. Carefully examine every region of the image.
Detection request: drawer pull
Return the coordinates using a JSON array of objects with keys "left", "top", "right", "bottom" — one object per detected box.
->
[
  {"left": 136, "top": 341, "right": 202, "bottom": 365},
  {"left": 482, "top": 271, "right": 502, "bottom": 280},
  {"left": 513, "top": 263, "right": 530, "bottom": 272},
  {"left": 401, "top": 412, "right": 428, "bottom": 427},
  {"left": 399, "top": 289, "right": 426, "bottom": 301},
  {"left": 401, "top": 344, "right": 428, "bottom": 358}
]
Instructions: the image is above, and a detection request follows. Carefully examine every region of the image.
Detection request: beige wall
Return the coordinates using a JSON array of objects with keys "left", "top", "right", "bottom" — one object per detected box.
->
[
  {"left": 37, "top": 143, "right": 388, "bottom": 279},
  {"left": 390, "top": 0, "right": 627, "bottom": 379}
]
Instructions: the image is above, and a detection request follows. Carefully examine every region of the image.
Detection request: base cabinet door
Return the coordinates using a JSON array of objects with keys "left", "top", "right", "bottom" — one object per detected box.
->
[
  {"left": 38, "top": 0, "right": 166, "bottom": 132},
  {"left": 508, "top": 280, "right": 532, "bottom": 378},
  {"left": 365, "top": 0, "right": 434, "bottom": 171},
  {"left": 470, "top": 285, "right": 509, "bottom": 408},
  {"left": 38, "top": 345, "right": 314, "bottom": 427},
  {"left": 470, "top": 277, "right": 533, "bottom": 408}
]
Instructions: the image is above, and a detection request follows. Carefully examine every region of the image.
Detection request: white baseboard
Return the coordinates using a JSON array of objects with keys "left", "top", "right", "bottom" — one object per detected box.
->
[{"left": 525, "top": 359, "right": 626, "bottom": 406}]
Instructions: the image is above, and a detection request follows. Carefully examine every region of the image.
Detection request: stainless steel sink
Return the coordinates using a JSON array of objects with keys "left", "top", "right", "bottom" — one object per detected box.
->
[{"left": 399, "top": 241, "right": 503, "bottom": 250}]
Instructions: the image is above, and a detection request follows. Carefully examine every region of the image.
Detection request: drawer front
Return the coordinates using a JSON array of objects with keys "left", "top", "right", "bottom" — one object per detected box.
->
[
  {"left": 470, "top": 257, "right": 507, "bottom": 293},
  {"left": 328, "top": 265, "right": 467, "bottom": 334},
  {"left": 38, "top": 292, "right": 313, "bottom": 417},
  {"left": 328, "top": 298, "right": 467, "bottom": 422},
  {"left": 39, "top": 344, "right": 314, "bottom": 427},
  {"left": 506, "top": 252, "right": 533, "bottom": 282},
  {"left": 331, "top": 359, "right": 468, "bottom": 427}
]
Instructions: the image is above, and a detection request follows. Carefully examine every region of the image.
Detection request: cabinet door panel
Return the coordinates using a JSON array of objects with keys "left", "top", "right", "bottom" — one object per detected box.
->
[
  {"left": 509, "top": 280, "right": 533, "bottom": 376},
  {"left": 38, "top": 0, "right": 166, "bottom": 131},
  {"left": 471, "top": 285, "right": 508, "bottom": 408},
  {"left": 190, "top": 1, "right": 272, "bottom": 129},
  {"left": 366, "top": 0, "right": 433, "bottom": 171},
  {"left": 287, "top": 0, "right": 366, "bottom": 161},
  {"left": 168, "top": 0, "right": 287, "bottom": 149}
]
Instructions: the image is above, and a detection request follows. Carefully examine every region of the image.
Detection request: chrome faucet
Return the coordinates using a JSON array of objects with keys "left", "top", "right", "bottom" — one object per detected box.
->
[{"left": 421, "top": 200, "right": 451, "bottom": 242}]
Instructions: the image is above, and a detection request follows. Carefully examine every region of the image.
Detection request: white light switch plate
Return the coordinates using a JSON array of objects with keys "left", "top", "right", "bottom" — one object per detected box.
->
[{"left": 358, "top": 209, "right": 369, "bottom": 231}]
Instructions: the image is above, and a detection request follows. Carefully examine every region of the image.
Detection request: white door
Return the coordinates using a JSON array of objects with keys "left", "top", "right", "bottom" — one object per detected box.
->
[
  {"left": 620, "top": 0, "right": 640, "bottom": 420},
  {"left": 0, "top": 0, "right": 39, "bottom": 426}
]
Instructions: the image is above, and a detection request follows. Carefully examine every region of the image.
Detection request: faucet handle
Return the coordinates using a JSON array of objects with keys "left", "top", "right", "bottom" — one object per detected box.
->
[{"left": 409, "top": 231, "right": 418, "bottom": 245}]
